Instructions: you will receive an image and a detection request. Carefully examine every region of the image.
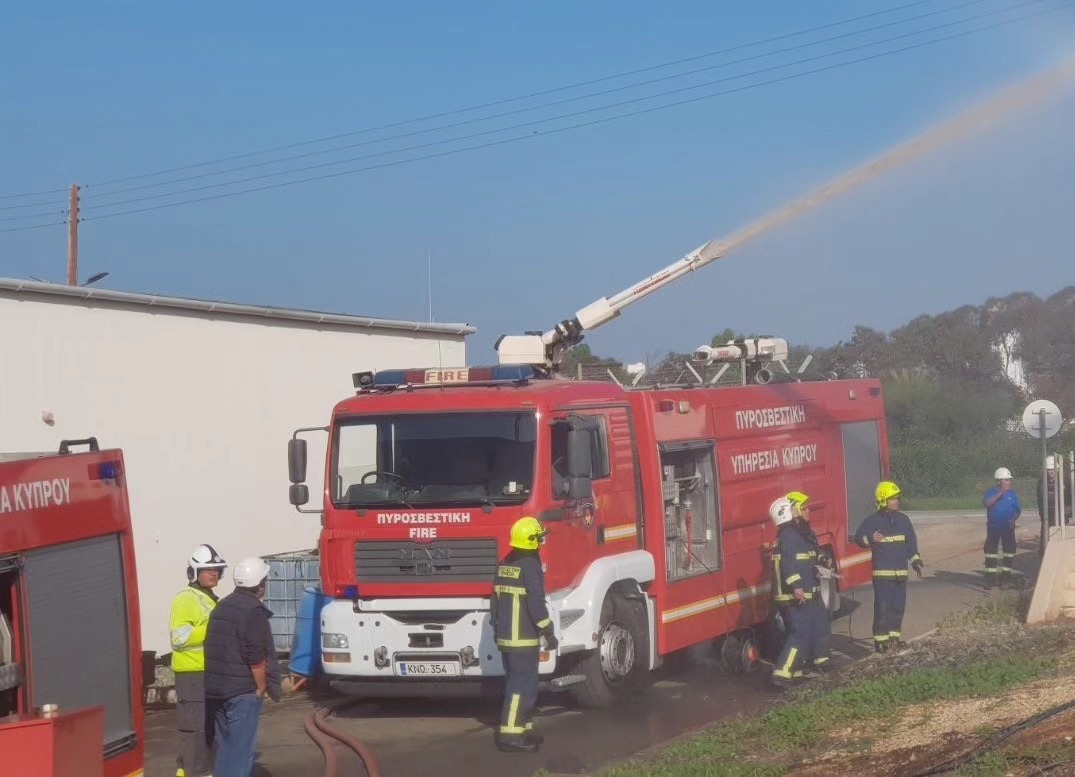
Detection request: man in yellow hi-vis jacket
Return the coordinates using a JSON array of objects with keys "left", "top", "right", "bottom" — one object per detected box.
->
[
  {"left": 170, "top": 544, "right": 227, "bottom": 777},
  {"left": 490, "top": 516, "right": 556, "bottom": 753}
]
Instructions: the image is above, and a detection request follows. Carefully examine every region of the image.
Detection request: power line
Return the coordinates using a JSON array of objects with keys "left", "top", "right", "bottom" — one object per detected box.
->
[
  {"left": 0, "top": 198, "right": 68, "bottom": 213},
  {"left": 0, "top": 208, "right": 68, "bottom": 223},
  {"left": 84, "top": 0, "right": 1002, "bottom": 203},
  {"left": 81, "top": 0, "right": 1056, "bottom": 214},
  {"left": 0, "top": 220, "right": 67, "bottom": 234},
  {"left": 79, "top": 1, "right": 1074, "bottom": 225},
  {"left": 85, "top": 0, "right": 948, "bottom": 189},
  {"left": 0, "top": 0, "right": 952, "bottom": 200},
  {"left": 0, "top": 188, "right": 67, "bottom": 202}
]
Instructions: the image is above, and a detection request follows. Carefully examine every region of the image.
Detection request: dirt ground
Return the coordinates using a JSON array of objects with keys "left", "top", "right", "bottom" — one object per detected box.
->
[{"left": 785, "top": 619, "right": 1075, "bottom": 777}]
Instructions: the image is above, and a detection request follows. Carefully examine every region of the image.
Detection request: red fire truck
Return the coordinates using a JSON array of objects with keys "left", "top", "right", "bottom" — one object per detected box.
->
[
  {"left": 288, "top": 239, "right": 886, "bottom": 707},
  {"left": 0, "top": 439, "right": 145, "bottom": 776}
]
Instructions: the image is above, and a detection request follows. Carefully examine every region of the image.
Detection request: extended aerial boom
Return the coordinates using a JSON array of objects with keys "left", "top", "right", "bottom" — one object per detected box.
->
[{"left": 496, "top": 239, "right": 725, "bottom": 370}]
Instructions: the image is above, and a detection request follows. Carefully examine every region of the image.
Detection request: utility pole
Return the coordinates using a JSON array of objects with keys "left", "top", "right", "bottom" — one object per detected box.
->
[
  {"left": 67, "top": 184, "right": 80, "bottom": 285},
  {"left": 1040, "top": 408, "right": 1049, "bottom": 559}
]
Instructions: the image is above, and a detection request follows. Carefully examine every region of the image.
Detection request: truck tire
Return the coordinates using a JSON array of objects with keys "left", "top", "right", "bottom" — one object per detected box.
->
[
  {"left": 757, "top": 608, "right": 786, "bottom": 662},
  {"left": 719, "top": 629, "right": 760, "bottom": 673},
  {"left": 569, "top": 595, "right": 650, "bottom": 709}
]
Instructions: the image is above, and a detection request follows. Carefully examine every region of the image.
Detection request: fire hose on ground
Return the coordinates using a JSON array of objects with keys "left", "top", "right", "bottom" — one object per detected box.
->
[
  {"left": 303, "top": 700, "right": 382, "bottom": 777},
  {"left": 911, "top": 697, "right": 1075, "bottom": 776}
]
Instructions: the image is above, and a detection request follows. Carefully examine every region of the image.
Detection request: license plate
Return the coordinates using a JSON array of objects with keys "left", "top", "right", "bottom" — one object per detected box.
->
[{"left": 395, "top": 661, "right": 460, "bottom": 677}]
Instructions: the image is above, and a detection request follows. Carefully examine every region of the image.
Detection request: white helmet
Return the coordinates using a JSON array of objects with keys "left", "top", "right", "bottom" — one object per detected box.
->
[
  {"left": 233, "top": 556, "right": 271, "bottom": 588},
  {"left": 187, "top": 544, "right": 226, "bottom": 580},
  {"left": 994, "top": 467, "right": 1013, "bottom": 480},
  {"left": 769, "top": 497, "right": 794, "bottom": 526}
]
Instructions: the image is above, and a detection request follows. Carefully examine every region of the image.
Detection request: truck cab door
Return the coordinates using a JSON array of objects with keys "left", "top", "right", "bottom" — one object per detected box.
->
[{"left": 546, "top": 410, "right": 636, "bottom": 584}]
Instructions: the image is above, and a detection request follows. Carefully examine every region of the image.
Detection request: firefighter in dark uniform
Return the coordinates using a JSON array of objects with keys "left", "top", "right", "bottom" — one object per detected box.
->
[
  {"left": 490, "top": 516, "right": 558, "bottom": 753},
  {"left": 852, "top": 481, "right": 923, "bottom": 653},
  {"left": 786, "top": 491, "right": 832, "bottom": 671},
  {"left": 769, "top": 496, "right": 828, "bottom": 688}
]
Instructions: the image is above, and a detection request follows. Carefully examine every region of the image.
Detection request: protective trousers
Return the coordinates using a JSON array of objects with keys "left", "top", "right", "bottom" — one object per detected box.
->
[
  {"left": 809, "top": 597, "right": 832, "bottom": 667},
  {"left": 983, "top": 525, "right": 1016, "bottom": 583},
  {"left": 872, "top": 578, "right": 907, "bottom": 645},
  {"left": 772, "top": 598, "right": 828, "bottom": 678},
  {"left": 175, "top": 671, "right": 212, "bottom": 777},
  {"left": 499, "top": 649, "right": 539, "bottom": 743}
]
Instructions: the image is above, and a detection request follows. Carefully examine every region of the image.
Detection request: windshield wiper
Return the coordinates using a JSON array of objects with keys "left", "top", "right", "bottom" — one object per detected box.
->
[{"left": 340, "top": 497, "right": 415, "bottom": 510}]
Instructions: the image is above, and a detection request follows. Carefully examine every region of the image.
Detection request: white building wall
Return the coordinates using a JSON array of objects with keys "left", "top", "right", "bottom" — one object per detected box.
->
[{"left": 0, "top": 292, "right": 468, "bottom": 654}]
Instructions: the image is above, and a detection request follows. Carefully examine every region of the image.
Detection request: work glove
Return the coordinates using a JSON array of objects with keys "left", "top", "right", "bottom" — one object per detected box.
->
[
  {"left": 541, "top": 630, "right": 559, "bottom": 652},
  {"left": 912, "top": 560, "right": 924, "bottom": 579}
]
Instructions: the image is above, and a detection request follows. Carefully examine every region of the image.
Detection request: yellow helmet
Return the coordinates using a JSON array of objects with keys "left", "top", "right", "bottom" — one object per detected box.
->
[
  {"left": 509, "top": 516, "right": 547, "bottom": 550},
  {"left": 876, "top": 481, "right": 902, "bottom": 508},
  {"left": 785, "top": 491, "right": 810, "bottom": 508}
]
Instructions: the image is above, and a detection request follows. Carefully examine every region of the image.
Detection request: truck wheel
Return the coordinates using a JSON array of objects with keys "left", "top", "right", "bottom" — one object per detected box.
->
[
  {"left": 720, "top": 629, "right": 760, "bottom": 673},
  {"left": 569, "top": 595, "right": 650, "bottom": 709},
  {"left": 757, "top": 608, "right": 786, "bottom": 662}
]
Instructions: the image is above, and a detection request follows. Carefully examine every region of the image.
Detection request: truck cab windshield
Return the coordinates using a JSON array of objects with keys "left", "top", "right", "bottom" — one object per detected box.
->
[{"left": 332, "top": 412, "right": 537, "bottom": 508}]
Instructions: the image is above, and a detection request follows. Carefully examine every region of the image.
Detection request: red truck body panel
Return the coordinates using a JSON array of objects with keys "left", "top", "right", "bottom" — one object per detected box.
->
[{"left": 0, "top": 449, "right": 144, "bottom": 777}]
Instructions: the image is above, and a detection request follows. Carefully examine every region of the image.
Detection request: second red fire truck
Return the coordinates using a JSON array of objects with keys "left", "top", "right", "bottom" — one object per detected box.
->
[
  {"left": 0, "top": 439, "right": 145, "bottom": 776},
  {"left": 288, "top": 238, "right": 886, "bottom": 707}
]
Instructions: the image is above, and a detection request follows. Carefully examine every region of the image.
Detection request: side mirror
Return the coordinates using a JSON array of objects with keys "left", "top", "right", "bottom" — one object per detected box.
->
[
  {"left": 288, "top": 438, "right": 308, "bottom": 484},
  {"left": 562, "top": 417, "right": 597, "bottom": 500},
  {"left": 289, "top": 484, "right": 310, "bottom": 506}
]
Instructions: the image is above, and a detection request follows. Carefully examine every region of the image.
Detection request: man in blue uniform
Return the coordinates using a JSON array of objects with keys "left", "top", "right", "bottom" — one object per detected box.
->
[
  {"left": 769, "top": 496, "right": 829, "bottom": 688},
  {"left": 982, "top": 467, "right": 1021, "bottom": 588},
  {"left": 853, "top": 481, "right": 923, "bottom": 653},
  {"left": 490, "top": 516, "right": 557, "bottom": 753},
  {"left": 786, "top": 491, "right": 832, "bottom": 671}
]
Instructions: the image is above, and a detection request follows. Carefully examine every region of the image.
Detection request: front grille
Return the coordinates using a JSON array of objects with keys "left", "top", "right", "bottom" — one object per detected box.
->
[{"left": 356, "top": 539, "right": 498, "bottom": 583}]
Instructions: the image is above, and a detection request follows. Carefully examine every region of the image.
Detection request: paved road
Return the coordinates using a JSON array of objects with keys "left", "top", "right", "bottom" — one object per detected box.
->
[{"left": 144, "top": 512, "right": 1042, "bottom": 777}]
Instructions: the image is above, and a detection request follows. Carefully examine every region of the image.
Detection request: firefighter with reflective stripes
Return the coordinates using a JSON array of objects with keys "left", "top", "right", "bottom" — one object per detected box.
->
[
  {"left": 490, "top": 516, "right": 557, "bottom": 753},
  {"left": 852, "top": 482, "right": 923, "bottom": 653},
  {"left": 982, "top": 467, "right": 1020, "bottom": 588},
  {"left": 769, "top": 496, "right": 828, "bottom": 688},
  {"left": 786, "top": 491, "right": 831, "bottom": 671},
  {"left": 170, "top": 544, "right": 226, "bottom": 777}
]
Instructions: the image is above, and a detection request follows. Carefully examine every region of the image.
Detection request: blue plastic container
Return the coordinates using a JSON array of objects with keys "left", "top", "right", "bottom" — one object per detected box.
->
[{"left": 288, "top": 585, "right": 330, "bottom": 678}]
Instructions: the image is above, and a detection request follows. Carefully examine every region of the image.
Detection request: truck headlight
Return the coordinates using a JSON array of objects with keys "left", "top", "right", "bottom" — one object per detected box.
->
[{"left": 322, "top": 633, "right": 350, "bottom": 649}]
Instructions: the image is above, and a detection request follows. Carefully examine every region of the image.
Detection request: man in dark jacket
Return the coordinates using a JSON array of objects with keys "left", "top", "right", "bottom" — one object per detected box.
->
[
  {"left": 769, "top": 496, "right": 829, "bottom": 688},
  {"left": 204, "top": 556, "right": 281, "bottom": 777},
  {"left": 490, "top": 516, "right": 557, "bottom": 753},
  {"left": 786, "top": 491, "right": 832, "bottom": 671},
  {"left": 853, "top": 481, "right": 923, "bottom": 653},
  {"left": 1037, "top": 457, "right": 1072, "bottom": 528}
]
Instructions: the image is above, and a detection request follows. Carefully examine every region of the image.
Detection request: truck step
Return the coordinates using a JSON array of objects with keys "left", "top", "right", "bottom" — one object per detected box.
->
[{"left": 547, "top": 674, "right": 586, "bottom": 688}]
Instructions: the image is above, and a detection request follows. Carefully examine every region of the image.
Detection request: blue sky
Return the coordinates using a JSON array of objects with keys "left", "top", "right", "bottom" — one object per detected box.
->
[{"left": 3, "top": 1, "right": 1074, "bottom": 363}]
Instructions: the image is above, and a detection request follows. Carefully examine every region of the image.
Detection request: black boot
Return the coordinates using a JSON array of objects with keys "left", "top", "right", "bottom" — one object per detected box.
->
[
  {"left": 875, "top": 641, "right": 888, "bottom": 654},
  {"left": 496, "top": 735, "right": 538, "bottom": 753},
  {"left": 769, "top": 673, "right": 794, "bottom": 689}
]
